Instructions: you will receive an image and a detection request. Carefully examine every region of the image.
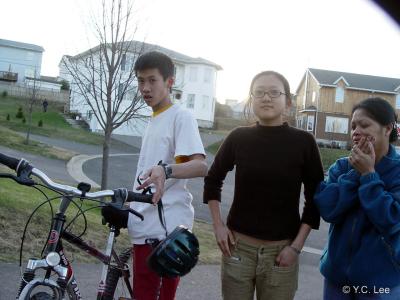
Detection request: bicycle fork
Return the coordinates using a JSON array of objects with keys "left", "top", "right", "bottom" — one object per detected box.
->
[{"left": 17, "top": 196, "right": 81, "bottom": 299}]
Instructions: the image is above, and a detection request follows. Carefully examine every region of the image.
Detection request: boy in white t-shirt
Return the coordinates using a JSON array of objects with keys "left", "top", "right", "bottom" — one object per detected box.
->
[{"left": 128, "top": 51, "right": 207, "bottom": 300}]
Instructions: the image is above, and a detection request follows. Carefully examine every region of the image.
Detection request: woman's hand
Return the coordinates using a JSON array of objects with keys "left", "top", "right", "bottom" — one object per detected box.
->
[
  {"left": 275, "top": 246, "right": 299, "bottom": 267},
  {"left": 349, "top": 136, "right": 375, "bottom": 176},
  {"left": 213, "top": 222, "right": 235, "bottom": 257}
]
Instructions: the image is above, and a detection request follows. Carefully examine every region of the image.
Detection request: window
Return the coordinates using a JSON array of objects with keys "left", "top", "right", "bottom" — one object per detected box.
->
[
  {"left": 86, "top": 110, "right": 93, "bottom": 120},
  {"left": 212, "top": 98, "right": 216, "bottom": 115},
  {"left": 121, "top": 54, "right": 126, "bottom": 71},
  {"left": 204, "top": 68, "right": 212, "bottom": 83},
  {"left": 307, "top": 115, "right": 315, "bottom": 131},
  {"left": 325, "top": 116, "right": 349, "bottom": 134},
  {"left": 202, "top": 95, "right": 209, "bottom": 109},
  {"left": 85, "top": 57, "right": 91, "bottom": 67},
  {"left": 335, "top": 87, "right": 344, "bottom": 103},
  {"left": 312, "top": 91, "right": 316, "bottom": 103},
  {"left": 189, "top": 67, "right": 198, "bottom": 82},
  {"left": 396, "top": 94, "right": 400, "bottom": 109},
  {"left": 187, "top": 94, "right": 195, "bottom": 108},
  {"left": 297, "top": 117, "right": 303, "bottom": 129},
  {"left": 118, "top": 83, "right": 124, "bottom": 100}
]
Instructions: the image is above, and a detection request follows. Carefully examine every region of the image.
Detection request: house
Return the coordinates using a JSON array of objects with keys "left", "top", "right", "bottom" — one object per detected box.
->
[
  {"left": 59, "top": 41, "right": 222, "bottom": 136},
  {"left": 296, "top": 68, "right": 400, "bottom": 148},
  {"left": 0, "top": 38, "right": 44, "bottom": 83}
]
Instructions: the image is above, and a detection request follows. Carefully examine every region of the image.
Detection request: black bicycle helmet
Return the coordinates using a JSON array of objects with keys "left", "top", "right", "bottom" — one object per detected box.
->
[{"left": 147, "top": 225, "right": 199, "bottom": 278}]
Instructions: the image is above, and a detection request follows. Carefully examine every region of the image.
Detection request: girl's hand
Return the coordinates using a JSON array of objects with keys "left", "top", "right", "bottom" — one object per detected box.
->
[
  {"left": 213, "top": 223, "right": 235, "bottom": 257},
  {"left": 275, "top": 246, "right": 299, "bottom": 267},
  {"left": 348, "top": 136, "right": 375, "bottom": 175}
]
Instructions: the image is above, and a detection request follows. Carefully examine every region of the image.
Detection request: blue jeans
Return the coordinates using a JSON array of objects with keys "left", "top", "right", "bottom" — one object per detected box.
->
[{"left": 323, "top": 279, "right": 400, "bottom": 300}]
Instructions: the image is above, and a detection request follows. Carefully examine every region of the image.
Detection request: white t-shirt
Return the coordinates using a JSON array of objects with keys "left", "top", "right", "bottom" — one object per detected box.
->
[{"left": 127, "top": 104, "right": 205, "bottom": 244}]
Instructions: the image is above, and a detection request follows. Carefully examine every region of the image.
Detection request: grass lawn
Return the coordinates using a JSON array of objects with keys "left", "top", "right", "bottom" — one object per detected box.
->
[
  {"left": 319, "top": 147, "right": 349, "bottom": 171},
  {"left": 206, "top": 139, "right": 349, "bottom": 171},
  {"left": 0, "top": 167, "right": 219, "bottom": 264},
  {"left": 0, "top": 125, "right": 76, "bottom": 161},
  {"left": 0, "top": 96, "right": 105, "bottom": 145}
]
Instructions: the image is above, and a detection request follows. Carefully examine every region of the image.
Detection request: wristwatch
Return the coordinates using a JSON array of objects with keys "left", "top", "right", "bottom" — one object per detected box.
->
[{"left": 160, "top": 163, "right": 172, "bottom": 179}]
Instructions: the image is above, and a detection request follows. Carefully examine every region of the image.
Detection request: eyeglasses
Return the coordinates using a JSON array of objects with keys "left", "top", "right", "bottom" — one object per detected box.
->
[{"left": 251, "top": 89, "right": 286, "bottom": 99}]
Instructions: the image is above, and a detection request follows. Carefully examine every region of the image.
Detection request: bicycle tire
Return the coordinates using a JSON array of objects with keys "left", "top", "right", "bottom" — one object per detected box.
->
[
  {"left": 17, "top": 284, "right": 82, "bottom": 300},
  {"left": 103, "top": 247, "right": 132, "bottom": 300}
]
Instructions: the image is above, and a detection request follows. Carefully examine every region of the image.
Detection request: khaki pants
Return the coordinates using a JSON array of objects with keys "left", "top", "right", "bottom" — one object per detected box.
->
[{"left": 221, "top": 238, "right": 298, "bottom": 300}]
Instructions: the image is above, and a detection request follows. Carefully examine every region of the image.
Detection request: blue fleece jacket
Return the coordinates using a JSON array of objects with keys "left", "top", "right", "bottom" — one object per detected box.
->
[{"left": 314, "top": 145, "right": 400, "bottom": 288}]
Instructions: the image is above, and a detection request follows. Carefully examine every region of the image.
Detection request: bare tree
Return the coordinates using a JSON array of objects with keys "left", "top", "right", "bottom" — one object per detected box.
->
[{"left": 62, "top": 0, "right": 147, "bottom": 189}]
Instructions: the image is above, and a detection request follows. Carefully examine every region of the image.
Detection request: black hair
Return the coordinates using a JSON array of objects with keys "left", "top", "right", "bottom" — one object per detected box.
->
[
  {"left": 134, "top": 51, "right": 174, "bottom": 80},
  {"left": 243, "top": 71, "right": 292, "bottom": 121},
  {"left": 352, "top": 97, "right": 398, "bottom": 143}
]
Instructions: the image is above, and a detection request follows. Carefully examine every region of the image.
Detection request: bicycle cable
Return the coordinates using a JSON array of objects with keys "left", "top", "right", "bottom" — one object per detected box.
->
[
  {"left": 63, "top": 199, "right": 105, "bottom": 239},
  {"left": 19, "top": 185, "right": 57, "bottom": 267}
]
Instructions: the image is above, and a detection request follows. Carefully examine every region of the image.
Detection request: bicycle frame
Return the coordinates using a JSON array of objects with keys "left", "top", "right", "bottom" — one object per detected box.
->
[{"left": 18, "top": 194, "right": 133, "bottom": 300}]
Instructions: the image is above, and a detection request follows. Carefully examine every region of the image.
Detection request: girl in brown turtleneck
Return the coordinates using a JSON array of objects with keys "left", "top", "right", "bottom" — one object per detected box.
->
[{"left": 203, "top": 71, "right": 324, "bottom": 300}]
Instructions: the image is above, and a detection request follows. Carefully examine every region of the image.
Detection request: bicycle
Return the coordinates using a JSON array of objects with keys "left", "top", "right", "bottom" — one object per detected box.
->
[{"left": 0, "top": 152, "right": 153, "bottom": 300}]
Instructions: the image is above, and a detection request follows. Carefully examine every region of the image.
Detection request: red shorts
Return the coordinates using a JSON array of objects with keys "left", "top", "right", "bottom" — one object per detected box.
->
[{"left": 132, "top": 244, "right": 180, "bottom": 300}]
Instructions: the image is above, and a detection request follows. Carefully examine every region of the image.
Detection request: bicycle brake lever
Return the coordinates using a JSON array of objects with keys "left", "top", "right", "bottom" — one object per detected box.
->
[
  {"left": 126, "top": 208, "right": 144, "bottom": 221},
  {"left": 136, "top": 174, "right": 153, "bottom": 195},
  {"left": 0, "top": 173, "right": 35, "bottom": 186},
  {"left": 105, "top": 202, "right": 144, "bottom": 221}
]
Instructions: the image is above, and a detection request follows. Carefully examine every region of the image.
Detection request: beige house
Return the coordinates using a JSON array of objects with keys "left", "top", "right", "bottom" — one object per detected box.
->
[{"left": 296, "top": 68, "right": 400, "bottom": 148}]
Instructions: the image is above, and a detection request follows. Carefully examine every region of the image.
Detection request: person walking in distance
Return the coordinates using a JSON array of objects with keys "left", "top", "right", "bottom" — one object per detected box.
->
[
  {"left": 203, "top": 71, "right": 324, "bottom": 300},
  {"left": 42, "top": 99, "right": 48, "bottom": 112}
]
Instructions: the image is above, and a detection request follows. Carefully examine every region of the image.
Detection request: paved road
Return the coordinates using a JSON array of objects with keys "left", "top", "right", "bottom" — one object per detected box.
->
[
  {"left": 0, "top": 133, "right": 327, "bottom": 299},
  {"left": 0, "top": 253, "right": 323, "bottom": 300}
]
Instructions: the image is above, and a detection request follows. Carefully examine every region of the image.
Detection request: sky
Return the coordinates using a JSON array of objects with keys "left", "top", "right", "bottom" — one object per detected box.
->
[{"left": 1, "top": 0, "right": 399, "bottom": 103}]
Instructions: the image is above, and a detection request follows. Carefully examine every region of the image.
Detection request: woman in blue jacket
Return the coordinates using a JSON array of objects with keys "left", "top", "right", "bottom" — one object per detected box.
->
[{"left": 314, "top": 97, "right": 400, "bottom": 299}]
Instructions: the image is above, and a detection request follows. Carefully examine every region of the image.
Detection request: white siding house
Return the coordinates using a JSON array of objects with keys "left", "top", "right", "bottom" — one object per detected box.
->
[
  {"left": 0, "top": 38, "right": 44, "bottom": 83},
  {"left": 59, "top": 41, "right": 222, "bottom": 136}
]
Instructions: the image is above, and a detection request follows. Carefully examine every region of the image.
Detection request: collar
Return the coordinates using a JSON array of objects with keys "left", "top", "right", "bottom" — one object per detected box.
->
[
  {"left": 375, "top": 144, "right": 400, "bottom": 174},
  {"left": 152, "top": 103, "right": 173, "bottom": 117}
]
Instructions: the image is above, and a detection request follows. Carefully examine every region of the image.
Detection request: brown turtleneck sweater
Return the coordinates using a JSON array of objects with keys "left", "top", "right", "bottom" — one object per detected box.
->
[{"left": 203, "top": 122, "right": 324, "bottom": 240}]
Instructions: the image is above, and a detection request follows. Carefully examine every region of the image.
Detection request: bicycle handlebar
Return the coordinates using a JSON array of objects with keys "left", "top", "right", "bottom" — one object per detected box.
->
[
  {"left": 0, "top": 152, "right": 153, "bottom": 204},
  {"left": 0, "top": 152, "right": 25, "bottom": 174}
]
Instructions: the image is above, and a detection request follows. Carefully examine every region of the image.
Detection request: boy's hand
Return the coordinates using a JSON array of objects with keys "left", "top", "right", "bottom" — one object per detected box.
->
[{"left": 136, "top": 165, "right": 166, "bottom": 204}]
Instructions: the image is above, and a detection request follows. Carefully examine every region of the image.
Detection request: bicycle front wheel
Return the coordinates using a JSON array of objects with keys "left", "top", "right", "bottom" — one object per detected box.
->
[
  {"left": 17, "top": 277, "right": 79, "bottom": 300},
  {"left": 102, "top": 247, "right": 133, "bottom": 300}
]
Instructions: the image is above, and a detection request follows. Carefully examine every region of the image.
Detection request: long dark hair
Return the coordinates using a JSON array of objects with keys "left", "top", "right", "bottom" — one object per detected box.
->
[
  {"left": 352, "top": 97, "right": 398, "bottom": 143},
  {"left": 243, "top": 71, "right": 292, "bottom": 121}
]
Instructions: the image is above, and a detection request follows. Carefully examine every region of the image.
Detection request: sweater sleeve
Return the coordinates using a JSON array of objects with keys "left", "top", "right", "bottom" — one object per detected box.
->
[
  {"left": 314, "top": 158, "right": 360, "bottom": 224},
  {"left": 358, "top": 172, "right": 400, "bottom": 261},
  {"left": 301, "top": 134, "right": 324, "bottom": 229},
  {"left": 203, "top": 130, "right": 236, "bottom": 203}
]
